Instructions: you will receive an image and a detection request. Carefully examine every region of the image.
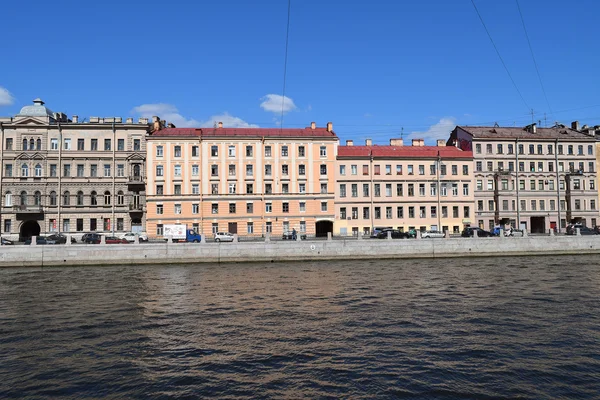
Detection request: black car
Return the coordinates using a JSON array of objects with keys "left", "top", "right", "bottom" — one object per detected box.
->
[
  {"left": 566, "top": 225, "right": 598, "bottom": 235},
  {"left": 461, "top": 227, "right": 494, "bottom": 238},
  {"left": 46, "top": 233, "right": 77, "bottom": 244},
  {"left": 376, "top": 229, "right": 409, "bottom": 239},
  {"left": 1, "top": 237, "right": 13, "bottom": 245},
  {"left": 24, "top": 237, "right": 48, "bottom": 245},
  {"left": 81, "top": 233, "right": 102, "bottom": 244}
]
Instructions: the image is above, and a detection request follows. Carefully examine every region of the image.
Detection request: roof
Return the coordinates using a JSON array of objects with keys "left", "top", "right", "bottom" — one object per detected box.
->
[
  {"left": 149, "top": 126, "right": 337, "bottom": 139},
  {"left": 17, "top": 98, "right": 54, "bottom": 118},
  {"left": 456, "top": 125, "right": 595, "bottom": 141},
  {"left": 337, "top": 145, "right": 472, "bottom": 159}
]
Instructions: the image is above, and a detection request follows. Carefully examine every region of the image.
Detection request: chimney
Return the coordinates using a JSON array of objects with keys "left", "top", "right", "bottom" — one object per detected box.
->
[
  {"left": 326, "top": 122, "right": 333, "bottom": 132},
  {"left": 311, "top": 121, "right": 316, "bottom": 130},
  {"left": 72, "top": 115, "right": 78, "bottom": 123},
  {"left": 412, "top": 138, "right": 425, "bottom": 147},
  {"left": 138, "top": 117, "right": 148, "bottom": 124},
  {"left": 365, "top": 138, "right": 372, "bottom": 146},
  {"left": 571, "top": 121, "right": 580, "bottom": 131},
  {"left": 126, "top": 118, "right": 133, "bottom": 124},
  {"left": 346, "top": 140, "right": 354, "bottom": 146},
  {"left": 218, "top": 121, "right": 223, "bottom": 128},
  {"left": 532, "top": 123, "right": 537, "bottom": 134},
  {"left": 389, "top": 138, "right": 403, "bottom": 146},
  {"left": 437, "top": 139, "right": 446, "bottom": 146}
]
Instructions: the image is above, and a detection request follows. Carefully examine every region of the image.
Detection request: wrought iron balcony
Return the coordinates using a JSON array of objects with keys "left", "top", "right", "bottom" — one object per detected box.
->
[
  {"left": 128, "top": 204, "right": 145, "bottom": 211},
  {"left": 13, "top": 205, "right": 43, "bottom": 213},
  {"left": 128, "top": 175, "right": 145, "bottom": 184}
]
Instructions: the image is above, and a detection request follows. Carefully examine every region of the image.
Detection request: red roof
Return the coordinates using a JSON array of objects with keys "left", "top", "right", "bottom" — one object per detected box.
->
[
  {"left": 337, "top": 145, "right": 472, "bottom": 159},
  {"left": 150, "top": 126, "right": 337, "bottom": 138}
]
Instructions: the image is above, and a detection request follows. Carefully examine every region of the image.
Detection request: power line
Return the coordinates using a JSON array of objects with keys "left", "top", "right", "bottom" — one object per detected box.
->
[
  {"left": 515, "top": 0, "right": 553, "bottom": 118},
  {"left": 470, "top": 0, "right": 530, "bottom": 110},
  {"left": 280, "top": 0, "right": 291, "bottom": 130}
]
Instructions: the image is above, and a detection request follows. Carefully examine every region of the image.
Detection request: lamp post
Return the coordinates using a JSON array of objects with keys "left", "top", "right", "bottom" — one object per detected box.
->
[{"left": 565, "top": 169, "right": 583, "bottom": 224}]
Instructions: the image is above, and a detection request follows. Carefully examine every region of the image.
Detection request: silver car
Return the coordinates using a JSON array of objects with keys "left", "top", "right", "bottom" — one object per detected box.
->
[
  {"left": 421, "top": 230, "right": 445, "bottom": 238},
  {"left": 214, "top": 232, "right": 235, "bottom": 242}
]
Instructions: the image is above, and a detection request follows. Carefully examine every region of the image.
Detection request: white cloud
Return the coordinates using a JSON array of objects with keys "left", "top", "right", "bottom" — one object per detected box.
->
[
  {"left": 199, "top": 112, "right": 258, "bottom": 128},
  {"left": 260, "top": 94, "right": 297, "bottom": 114},
  {"left": 131, "top": 103, "right": 257, "bottom": 128},
  {"left": 0, "top": 87, "right": 15, "bottom": 106},
  {"left": 409, "top": 117, "right": 457, "bottom": 144}
]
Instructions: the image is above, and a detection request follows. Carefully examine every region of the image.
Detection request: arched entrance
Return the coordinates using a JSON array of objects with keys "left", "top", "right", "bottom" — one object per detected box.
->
[
  {"left": 315, "top": 220, "right": 333, "bottom": 238},
  {"left": 20, "top": 220, "right": 41, "bottom": 241}
]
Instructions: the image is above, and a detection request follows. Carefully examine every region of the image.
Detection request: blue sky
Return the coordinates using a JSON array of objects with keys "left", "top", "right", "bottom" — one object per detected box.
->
[{"left": 1, "top": 0, "right": 599, "bottom": 144}]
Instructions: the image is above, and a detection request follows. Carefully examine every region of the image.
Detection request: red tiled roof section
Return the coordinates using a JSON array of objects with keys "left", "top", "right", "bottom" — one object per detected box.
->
[
  {"left": 150, "top": 126, "right": 337, "bottom": 138},
  {"left": 338, "top": 145, "right": 472, "bottom": 159},
  {"left": 201, "top": 127, "right": 336, "bottom": 138}
]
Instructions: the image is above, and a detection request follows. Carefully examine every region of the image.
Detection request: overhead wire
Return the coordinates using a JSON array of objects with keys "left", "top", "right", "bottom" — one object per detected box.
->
[
  {"left": 515, "top": 0, "right": 553, "bottom": 119},
  {"left": 280, "top": 0, "right": 292, "bottom": 131},
  {"left": 470, "top": 0, "right": 531, "bottom": 111}
]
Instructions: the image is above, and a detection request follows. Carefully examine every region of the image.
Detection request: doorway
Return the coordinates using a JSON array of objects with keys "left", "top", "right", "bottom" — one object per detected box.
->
[
  {"left": 228, "top": 222, "right": 238, "bottom": 234},
  {"left": 530, "top": 216, "right": 546, "bottom": 234},
  {"left": 315, "top": 220, "right": 333, "bottom": 237},
  {"left": 20, "top": 220, "right": 41, "bottom": 241}
]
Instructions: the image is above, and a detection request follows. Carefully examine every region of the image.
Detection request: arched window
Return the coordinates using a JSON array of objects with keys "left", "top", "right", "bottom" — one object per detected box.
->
[
  {"left": 22, "top": 138, "right": 27, "bottom": 150},
  {"left": 104, "top": 191, "right": 111, "bottom": 206},
  {"left": 63, "top": 191, "right": 70, "bottom": 206},
  {"left": 50, "top": 191, "right": 57, "bottom": 206},
  {"left": 91, "top": 191, "right": 97, "bottom": 206},
  {"left": 5, "top": 191, "right": 12, "bottom": 207},
  {"left": 29, "top": 139, "right": 35, "bottom": 150},
  {"left": 34, "top": 191, "right": 41, "bottom": 206},
  {"left": 35, "top": 164, "right": 42, "bottom": 177},
  {"left": 21, "top": 164, "right": 28, "bottom": 177},
  {"left": 36, "top": 138, "right": 41, "bottom": 150},
  {"left": 117, "top": 190, "right": 124, "bottom": 205},
  {"left": 77, "top": 191, "right": 84, "bottom": 206},
  {"left": 20, "top": 191, "right": 27, "bottom": 206}
]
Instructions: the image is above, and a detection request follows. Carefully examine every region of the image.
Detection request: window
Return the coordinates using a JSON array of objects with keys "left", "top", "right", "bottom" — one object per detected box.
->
[
  {"left": 21, "top": 164, "right": 29, "bottom": 177},
  {"left": 476, "top": 180, "right": 483, "bottom": 191},
  {"left": 419, "top": 184, "right": 425, "bottom": 196},
  {"left": 476, "top": 161, "right": 482, "bottom": 172},
  {"left": 104, "top": 191, "right": 111, "bottom": 205},
  {"left": 451, "top": 165, "right": 458, "bottom": 175},
  {"left": 320, "top": 164, "right": 327, "bottom": 175},
  {"left": 363, "top": 165, "right": 369, "bottom": 175},
  {"left": 247, "top": 203, "right": 254, "bottom": 213},
  {"left": 568, "top": 145, "right": 573, "bottom": 155},
  {"left": 497, "top": 144, "right": 503, "bottom": 154},
  {"left": 63, "top": 164, "right": 70, "bottom": 177},
  {"left": 264, "top": 146, "right": 272, "bottom": 157},
  {"left": 589, "top": 162, "right": 595, "bottom": 173},
  {"left": 351, "top": 165, "right": 358, "bottom": 175},
  {"left": 409, "top": 207, "right": 415, "bottom": 218},
  {"left": 174, "top": 184, "right": 181, "bottom": 195},
  {"left": 211, "top": 145, "right": 218, "bottom": 157},
  {"left": 192, "top": 165, "right": 199, "bottom": 176},
  {"left": 363, "top": 184, "right": 369, "bottom": 197},
  {"left": 77, "top": 164, "right": 84, "bottom": 177},
  {"left": 77, "top": 138, "right": 85, "bottom": 150},
  {"left": 299, "top": 183, "right": 306, "bottom": 193},
  {"left": 298, "top": 146, "right": 305, "bottom": 157},
  {"left": 374, "top": 184, "right": 380, "bottom": 197},
  {"left": 396, "top": 165, "right": 402, "bottom": 175},
  {"left": 487, "top": 162, "right": 493, "bottom": 172},
  {"left": 212, "top": 203, "right": 219, "bottom": 214},
  {"left": 588, "top": 145, "right": 593, "bottom": 155},
  {"left": 396, "top": 184, "right": 403, "bottom": 196},
  {"left": 397, "top": 206, "right": 404, "bottom": 218},
  {"left": 265, "top": 165, "right": 272, "bottom": 176},
  {"left": 518, "top": 144, "right": 524, "bottom": 154},
  {"left": 156, "top": 165, "right": 163, "bottom": 177},
  {"left": 463, "top": 184, "right": 469, "bottom": 196},
  {"left": 463, "top": 206, "right": 470, "bottom": 218},
  {"left": 5, "top": 164, "right": 12, "bottom": 177},
  {"left": 386, "top": 184, "right": 392, "bottom": 197},
  {"left": 247, "top": 222, "right": 254, "bottom": 234},
  {"left": 49, "top": 191, "right": 56, "bottom": 206},
  {"left": 134, "top": 139, "right": 141, "bottom": 151},
  {"left": 540, "top": 200, "right": 545, "bottom": 211},
  {"left": 155, "top": 184, "right": 163, "bottom": 195},
  {"left": 283, "top": 183, "right": 290, "bottom": 194},
  {"left": 408, "top": 184, "right": 414, "bottom": 196},
  {"left": 548, "top": 180, "right": 555, "bottom": 190},
  {"left": 229, "top": 203, "right": 236, "bottom": 214},
  {"left": 228, "top": 145, "right": 235, "bottom": 157},
  {"left": 265, "top": 184, "right": 272, "bottom": 194},
  {"left": 89, "top": 139, "right": 97, "bottom": 151},
  {"left": 529, "top": 144, "right": 534, "bottom": 154},
  {"left": 374, "top": 165, "right": 381, "bottom": 175},
  {"left": 578, "top": 145, "right": 583, "bottom": 155},
  {"left": 508, "top": 144, "right": 514, "bottom": 154},
  {"left": 192, "top": 184, "right": 199, "bottom": 195},
  {"left": 282, "top": 202, "right": 289, "bottom": 213},
  {"left": 351, "top": 207, "right": 358, "bottom": 219},
  {"left": 441, "top": 183, "right": 447, "bottom": 196},
  {"left": 104, "top": 139, "right": 111, "bottom": 151},
  {"left": 340, "top": 184, "right": 346, "bottom": 197},
  {"left": 281, "top": 146, "right": 288, "bottom": 157},
  {"left": 63, "top": 219, "right": 70, "bottom": 232},
  {"left": 63, "top": 191, "right": 70, "bottom": 206},
  {"left": 117, "top": 139, "right": 125, "bottom": 151},
  {"left": 90, "top": 191, "right": 97, "bottom": 206},
  {"left": 461, "top": 165, "right": 468, "bottom": 175},
  {"left": 418, "top": 165, "right": 425, "bottom": 175},
  {"left": 246, "top": 183, "right": 254, "bottom": 194},
  {"left": 4, "top": 192, "right": 12, "bottom": 207},
  {"left": 452, "top": 183, "right": 458, "bottom": 196},
  {"left": 281, "top": 164, "right": 289, "bottom": 176},
  {"left": 174, "top": 146, "right": 182, "bottom": 157},
  {"left": 386, "top": 165, "right": 392, "bottom": 175},
  {"left": 228, "top": 164, "right": 235, "bottom": 176},
  {"left": 228, "top": 183, "right": 236, "bottom": 194},
  {"left": 351, "top": 184, "right": 358, "bottom": 197},
  {"left": 5, "top": 138, "right": 13, "bottom": 150},
  {"left": 4, "top": 219, "right": 11, "bottom": 233},
  {"left": 299, "top": 202, "right": 306, "bottom": 212},
  {"left": 386, "top": 207, "right": 392, "bottom": 219},
  {"left": 211, "top": 183, "right": 218, "bottom": 194},
  {"left": 104, "top": 164, "right": 111, "bottom": 177},
  {"left": 475, "top": 143, "right": 481, "bottom": 154},
  {"left": 363, "top": 207, "right": 370, "bottom": 219},
  {"left": 265, "top": 202, "right": 272, "bottom": 213},
  {"left": 64, "top": 138, "right": 71, "bottom": 150},
  {"left": 407, "top": 165, "right": 413, "bottom": 175},
  {"left": 486, "top": 144, "right": 492, "bottom": 154},
  {"left": 550, "top": 200, "right": 556, "bottom": 210},
  {"left": 530, "top": 200, "right": 536, "bottom": 211},
  {"left": 320, "top": 146, "right": 327, "bottom": 157},
  {"left": 419, "top": 206, "right": 426, "bottom": 218}
]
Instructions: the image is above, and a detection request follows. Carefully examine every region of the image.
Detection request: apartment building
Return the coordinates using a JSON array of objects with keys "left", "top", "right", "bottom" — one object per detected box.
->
[
  {"left": 0, "top": 99, "right": 148, "bottom": 240},
  {"left": 448, "top": 123, "right": 598, "bottom": 233},
  {"left": 334, "top": 138, "right": 474, "bottom": 236},
  {"left": 145, "top": 121, "right": 338, "bottom": 238}
]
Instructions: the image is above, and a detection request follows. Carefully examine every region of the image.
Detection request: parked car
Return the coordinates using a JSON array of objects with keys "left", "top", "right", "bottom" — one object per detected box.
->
[
  {"left": 461, "top": 227, "right": 494, "bottom": 238},
  {"left": 376, "top": 229, "right": 409, "bottom": 239},
  {"left": 407, "top": 228, "right": 418, "bottom": 238},
  {"left": 282, "top": 230, "right": 307, "bottom": 240},
  {"left": 46, "top": 233, "right": 77, "bottom": 244},
  {"left": 118, "top": 232, "right": 149, "bottom": 243},
  {"left": 81, "top": 233, "right": 102, "bottom": 244},
  {"left": 105, "top": 236, "right": 129, "bottom": 244},
  {"left": 24, "top": 237, "right": 48, "bottom": 245},
  {"left": 1, "top": 237, "right": 13, "bottom": 245},
  {"left": 566, "top": 224, "right": 586, "bottom": 235},
  {"left": 214, "top": 232, "right": 235, "bottom": 242},
  {"left": 421, "top": 230, "right": 445, "bottom": 239},
  {"left": 370, "top": 227, "right": 393, "bottom": 238}
]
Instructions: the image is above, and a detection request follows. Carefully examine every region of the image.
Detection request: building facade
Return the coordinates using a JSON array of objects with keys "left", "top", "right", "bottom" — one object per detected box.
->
[
  {"left": 145, "top": 121, "right": 338, "bottom": 238},
  {"left": 334, "top": 138, "right": 474, "bottom": 236},
  {"left": 449, "top": 123, "right": 598, "bottom": 233},
  {"left": 0, "top": 99, "right": 148, "bottom": 240}
]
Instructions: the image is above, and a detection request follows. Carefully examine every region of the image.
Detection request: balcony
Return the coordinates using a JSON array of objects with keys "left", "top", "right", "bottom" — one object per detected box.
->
[
  {"left": 13, "top": 205, "right": 43, "bottom": 213},
  {"left": 128, "top": 175, "right": 145, "bottom": 185},
  {"left": 128, "top": 204, "right": 145, "bottom": 212}
]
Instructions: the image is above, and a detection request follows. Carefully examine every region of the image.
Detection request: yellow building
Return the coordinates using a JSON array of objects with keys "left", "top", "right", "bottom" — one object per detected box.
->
[
  {"left": 145, "top": 121, "right": 339, "bottom": 238},
  {"left": 334, "top": 138, "right": 474, "bottom": 235}
]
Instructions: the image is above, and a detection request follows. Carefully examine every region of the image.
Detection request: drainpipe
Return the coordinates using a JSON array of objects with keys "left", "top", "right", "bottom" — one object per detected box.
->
[
  {"left": 369, "top": 151, "right": 374, "bottom": 233},
  {"left": 555, "top": 138, "right": 561, "bottom": 233},
  {"left": 0, "top": 122, "right": 4, "bottom": 240},
  {"left": 437, "top": 151, "right": 441, "bottom": 230},
  {"left": 111, "top": 121, "right": 116, "bottom": 235},
  {"left": 515, "top": 138, "right": 520, "bottom": 229},
  {"left": 57, "top": 120, "right": 62, "bottom": 234}
]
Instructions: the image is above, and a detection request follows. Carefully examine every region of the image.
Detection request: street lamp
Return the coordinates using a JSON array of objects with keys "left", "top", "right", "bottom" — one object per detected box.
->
[{"left": 565, "top": 169, "right": 583, "bottom": 224}]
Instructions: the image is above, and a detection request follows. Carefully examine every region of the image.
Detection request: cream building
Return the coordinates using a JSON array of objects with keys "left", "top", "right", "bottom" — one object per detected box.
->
[
  {"left": 0, "top": 99, "right": 148, "bottom": 241},
  {"left": 145, "top": 121, "right": 338, "bottom": 238},
  {"left": 449, "top": 123, "right": 598, "bottom": 233},
  {"left": 334, "top": 138, "right": 474, "bottom": 236}
]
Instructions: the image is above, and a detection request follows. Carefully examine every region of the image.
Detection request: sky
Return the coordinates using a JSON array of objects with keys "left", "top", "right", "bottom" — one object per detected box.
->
[{"left": 1, "top": 0, "right": 600, "bottom": 145}]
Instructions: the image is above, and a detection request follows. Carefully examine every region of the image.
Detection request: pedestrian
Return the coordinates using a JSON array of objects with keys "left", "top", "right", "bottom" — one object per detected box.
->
[{"left": 292, "top": 228, "right": 297, "bottom": 240}]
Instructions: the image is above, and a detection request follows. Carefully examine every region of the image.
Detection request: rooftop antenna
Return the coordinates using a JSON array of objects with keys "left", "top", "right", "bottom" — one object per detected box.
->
[
  {"left": 400, "top": 127, "right": 404, "bottom": 139},
  {"left": 544, "top": 113, "right": 547, "bottom": 128},
  {"left": 494, "top": 122, "right": 499, "bottom": 127},
  {"left": 530, "top": 109, "right": 535, "bottom": 124}
]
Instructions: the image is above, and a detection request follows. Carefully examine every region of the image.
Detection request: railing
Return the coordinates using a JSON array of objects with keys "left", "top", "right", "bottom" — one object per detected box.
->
[
  {"left": 13, "top": 205, "right": 43, "bottom": 213},
  {"left": 128, "top": 175, "right": 145, "bottom": 183},
  {"left": 128, "top": 204, "right": 144, "bottom": 211}
]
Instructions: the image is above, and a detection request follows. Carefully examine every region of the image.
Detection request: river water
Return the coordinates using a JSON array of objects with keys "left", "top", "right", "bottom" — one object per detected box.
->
[{"left": 1, "top": 256, "right": 599, "bottom": 399}]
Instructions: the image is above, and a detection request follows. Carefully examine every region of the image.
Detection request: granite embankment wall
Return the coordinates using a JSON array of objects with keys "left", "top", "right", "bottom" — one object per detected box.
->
[{"left": 0, "top": 235, "right": 597, "bottom": 267}]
